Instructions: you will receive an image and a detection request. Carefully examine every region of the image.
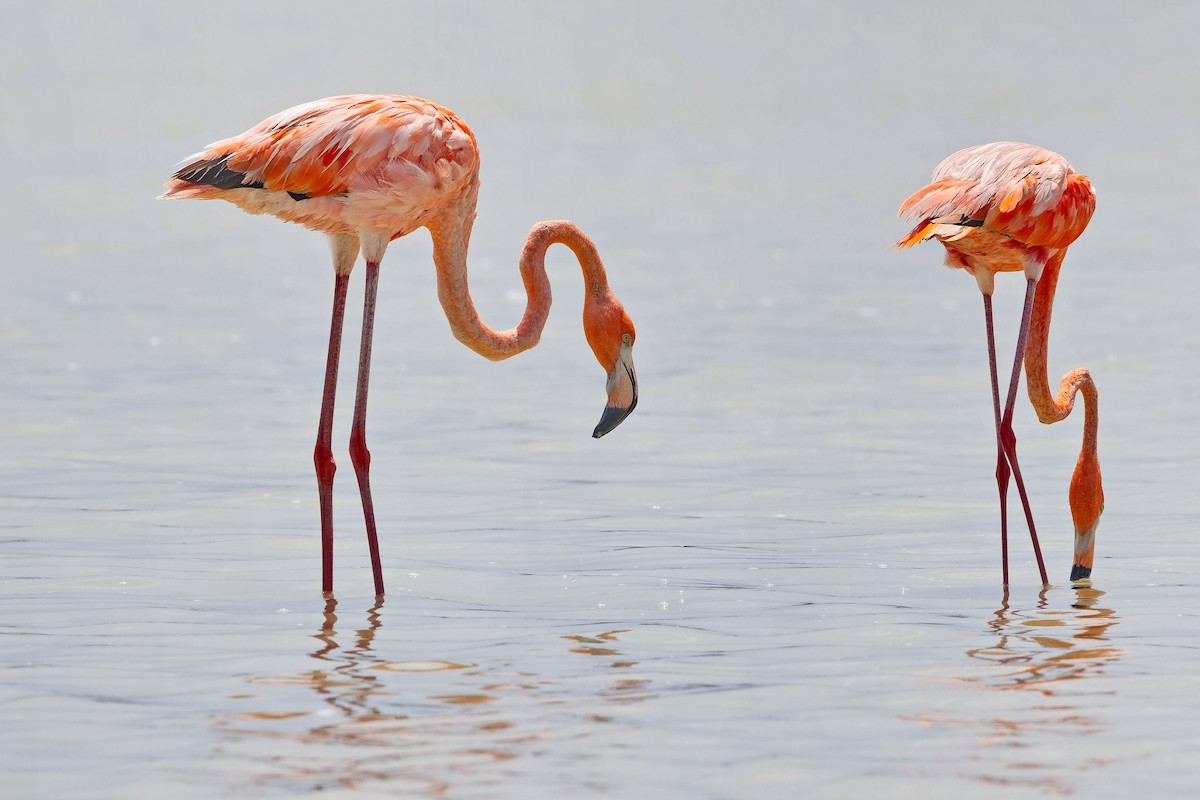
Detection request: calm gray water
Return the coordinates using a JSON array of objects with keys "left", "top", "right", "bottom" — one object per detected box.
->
[{"left": 3, "top": 2, "right": 1199, "bottom": 797}]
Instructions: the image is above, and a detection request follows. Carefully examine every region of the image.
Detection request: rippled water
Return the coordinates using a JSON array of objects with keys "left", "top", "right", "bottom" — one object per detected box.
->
[{"left": 4, "top": 2, "right": 1200, "bottom": 797}]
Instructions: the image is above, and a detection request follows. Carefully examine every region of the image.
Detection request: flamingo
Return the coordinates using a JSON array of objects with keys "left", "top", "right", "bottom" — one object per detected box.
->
[
  {"left": 894, "top": 142, "right": 1102, "bottom": 586},
  {"left": 161, "top": 95, "right": 638, "bottom": 597}
]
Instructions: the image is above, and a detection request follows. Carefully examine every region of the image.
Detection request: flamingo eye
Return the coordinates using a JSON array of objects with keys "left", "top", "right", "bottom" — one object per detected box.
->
[{"left": 621, "top": 333, "right": 632, "bottom": 346}]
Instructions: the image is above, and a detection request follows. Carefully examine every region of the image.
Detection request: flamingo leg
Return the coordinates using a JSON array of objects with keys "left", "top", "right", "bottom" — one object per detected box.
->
[
  {"left": 997, "top": 277, "right": 1049, "bottom": 586},
  {"left": 315, "top": 273, "right": 350, "bottom": 595},
  {"left": 349, "top": 260, "right": 385, "bottom": 596},
  {"left": 983, "top": 293, "right": 1011, "bottom": 586}
]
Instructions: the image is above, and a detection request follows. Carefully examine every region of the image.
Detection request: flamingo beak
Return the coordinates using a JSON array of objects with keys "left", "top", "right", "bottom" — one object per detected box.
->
[
  {"left": 1070, "top": 519, "right": 1098, "bottom": 586},
  {"left": 592, "top": 341, "right": 637, "bottom": 438}
]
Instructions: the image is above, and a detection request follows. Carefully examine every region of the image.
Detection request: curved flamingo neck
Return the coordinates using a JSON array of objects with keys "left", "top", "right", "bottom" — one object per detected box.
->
[
  {"left": 428, "top": 202, "right": 610, "bottom": 362},
  {"left": 1024, "top": 250, "right": 1099, "bottom": 457}
]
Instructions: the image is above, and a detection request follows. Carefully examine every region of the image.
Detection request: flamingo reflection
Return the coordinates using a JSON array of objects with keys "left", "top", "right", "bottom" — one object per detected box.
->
[
  {"left": 964, "top": 588, "right": 1121, "bottom": 696},
  {"left": 563, "top": 630, "right": 654, "bottom": 704},
  {"left": 213, "top": 606, "right": 649, "bottom": 794},
  {"left": 305, "top": 596, "right": 390, "bottom": 720},
  {"left": 903, "top": 589, "right": 1122, "bottom": 795}
]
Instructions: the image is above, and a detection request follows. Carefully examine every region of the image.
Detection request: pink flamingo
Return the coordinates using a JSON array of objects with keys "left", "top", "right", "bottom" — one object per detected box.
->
[
  {"left": 895, "top": 142, "right": 1102, "bottom": 586},
  {"left": 161, "top": 95, "right": 638, "bottom": 597}
]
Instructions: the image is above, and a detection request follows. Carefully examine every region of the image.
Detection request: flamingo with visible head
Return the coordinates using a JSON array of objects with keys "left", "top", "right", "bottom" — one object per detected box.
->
[
  {"left": 162, "top": 95, "right": 638, "bottom": 597},
  {"left": 895, "top": 142, "right": 1102, "bottom": 586}
]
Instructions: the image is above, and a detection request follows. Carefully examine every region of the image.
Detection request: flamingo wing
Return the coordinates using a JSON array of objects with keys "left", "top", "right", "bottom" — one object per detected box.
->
[
  {"left": 163, "top": 95, "right": 478, "bottom": 202},
  {"left": 896, "top": 142, "right": 1095, "bottom": 250}
]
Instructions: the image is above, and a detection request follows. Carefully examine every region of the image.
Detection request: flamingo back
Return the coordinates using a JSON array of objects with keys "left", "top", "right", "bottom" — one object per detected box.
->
[
  {"left": 896, "top": 142, "right": 1095, "bottom": 251},
  {"left": 161, "top": 95, "right": 480, "bottom": 237}
]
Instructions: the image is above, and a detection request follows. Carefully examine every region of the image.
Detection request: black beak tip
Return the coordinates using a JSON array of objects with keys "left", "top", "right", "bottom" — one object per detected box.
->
[
  {"left": 1069, "top": 564, "right": 1092, "bottom": 582},
  {"left": 593, "top": 405, "right": 631, "bottom": 438}
]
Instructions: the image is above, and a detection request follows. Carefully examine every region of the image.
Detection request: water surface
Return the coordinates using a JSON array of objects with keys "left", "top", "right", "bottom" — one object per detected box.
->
[{"left": 3, "top": 2, "right": 1199, "bottom": 797}]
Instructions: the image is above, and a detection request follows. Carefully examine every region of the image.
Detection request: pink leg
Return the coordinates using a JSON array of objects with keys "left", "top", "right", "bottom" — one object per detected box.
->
[
  {"left": 349, "top": 261, "right": 385, "bottom": 597},
  {"left": 983, "top": 294, "right": 1011, "bottom": 586},
  {"left": 997, "top": 277, "right": 1049, "bottom": 586},
  {"left": 315, "top": 273, "right": 350, "bottom": 595}
]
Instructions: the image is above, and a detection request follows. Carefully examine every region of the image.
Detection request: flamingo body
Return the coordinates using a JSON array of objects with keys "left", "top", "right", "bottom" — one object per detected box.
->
[
  {"left": 897, "top": 142, "right": 1095, "bottom": 289},
  {"left": 896, "top": 142, "right": 1102, "bottom": 585},
  {"left": 162, "top": 95, "right": 638, "bottom": 596},
  {"left": 162, "top": 95, "right": 479, "bottom": 243}
]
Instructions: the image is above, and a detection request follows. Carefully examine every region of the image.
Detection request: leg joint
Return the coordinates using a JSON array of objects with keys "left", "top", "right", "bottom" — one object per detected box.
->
[
  {"left": 314, "top": 444, "right": 337, "bottom": 484},
  {"left": 349, "top": 433, "right": 371, "bottom": 473}
]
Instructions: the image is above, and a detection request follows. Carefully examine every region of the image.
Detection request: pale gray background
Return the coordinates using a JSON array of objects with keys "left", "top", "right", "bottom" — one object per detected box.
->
[{"left": 2, "top": 2, "right": 1197, "bottom": 798}]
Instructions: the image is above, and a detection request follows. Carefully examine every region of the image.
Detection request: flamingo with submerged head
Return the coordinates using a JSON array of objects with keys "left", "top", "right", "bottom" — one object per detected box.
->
[{"left": 895, "top": 142, "right": 1102, "bottom": 586}]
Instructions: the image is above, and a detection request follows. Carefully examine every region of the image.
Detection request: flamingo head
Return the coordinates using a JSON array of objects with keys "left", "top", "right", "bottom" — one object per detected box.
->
[
  {"left": 584, "top": 292, "right": 637, "bottom": 438},
  {"left": 1068, "top": 453, "right": 1104, "bottom": 586}
]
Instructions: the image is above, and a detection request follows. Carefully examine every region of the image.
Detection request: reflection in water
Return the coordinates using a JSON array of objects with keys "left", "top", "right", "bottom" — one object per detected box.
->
[
  {"left": 965, "top": 589, "right": 1121, "bottom": 697},
  {"left": 211, "top": 601, "right": 647, "bottom": 795},
  {"left": 903, "top": 589, "right": 1122, "bottom": 795},
  {"left": 302, "top": 596, "right": 391, "bottom": 721},
  {"left": 563, "top": 630, "right": 654, "bottom": 704}
]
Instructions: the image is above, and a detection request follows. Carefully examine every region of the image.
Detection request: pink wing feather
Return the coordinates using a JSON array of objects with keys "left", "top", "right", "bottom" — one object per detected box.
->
[
  {"left": 162, "top": 95, "right": 480, "bottom": 237},
  {"left": 895, "top": 142, "right": 1095, "bottom": 251}
]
